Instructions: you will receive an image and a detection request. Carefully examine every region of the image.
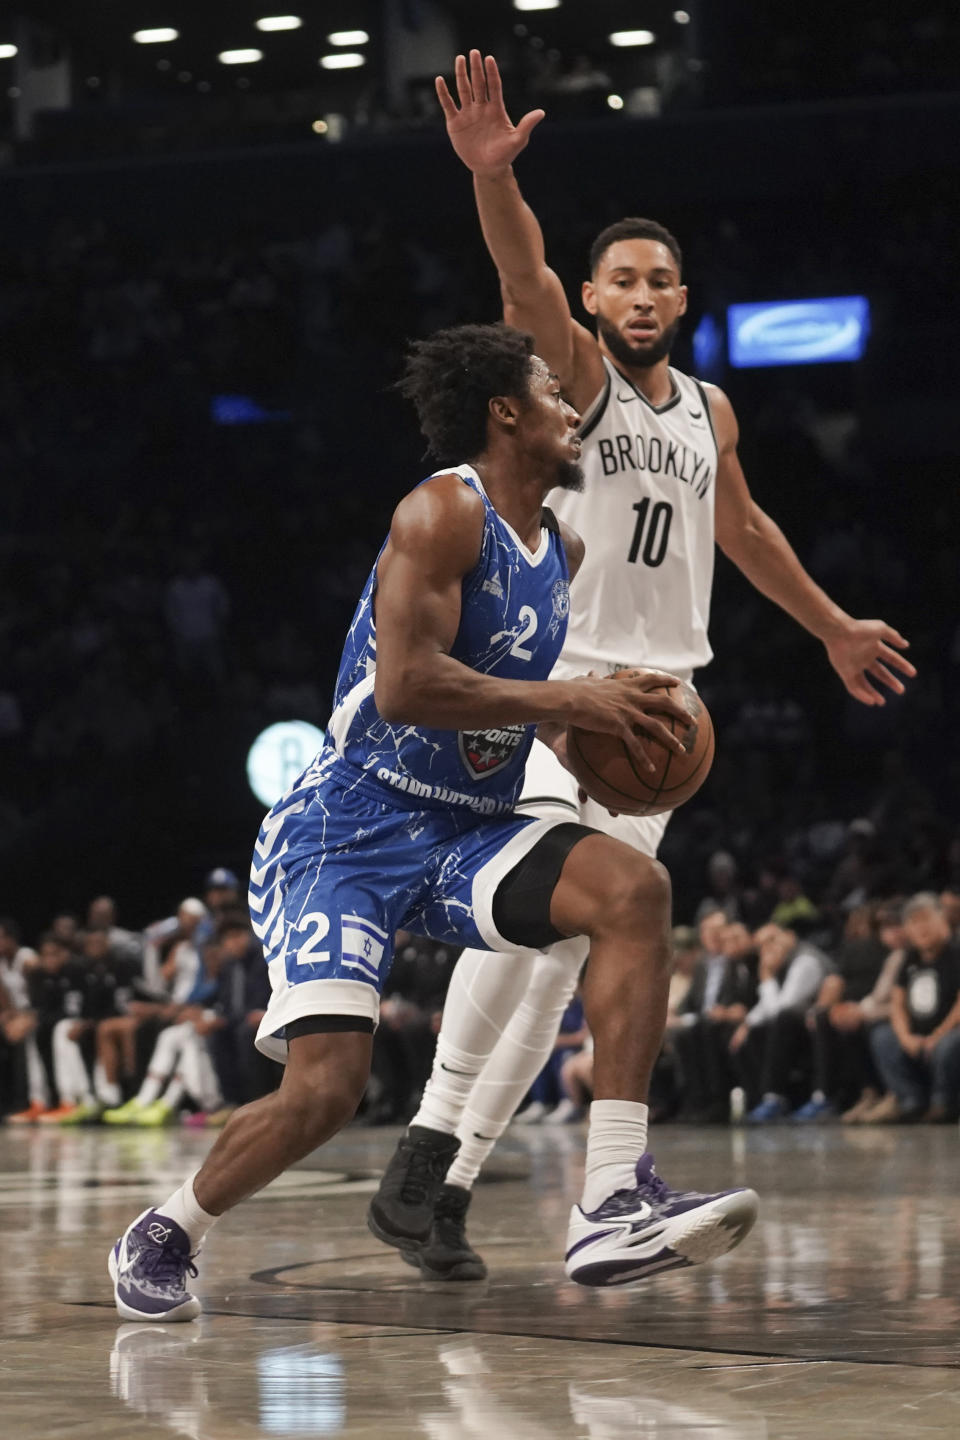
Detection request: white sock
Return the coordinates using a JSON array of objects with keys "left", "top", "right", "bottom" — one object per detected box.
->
[
  {"left": 137, "top": 1074, "right": 163, "bottom": 1106},
  {"left": 95, "top": 1065, "right": 122, "bottom": 1107},
  {"left": 160, "top": 1077, "right": 185, "bottom": 1109},
  {"left": 157, "top": 1171, "right": 219, "bottom": 1248},
  {"left": 412, "top": 946, "right": 536, "bottom": 1135},
  {"left": 446, "top": 940, "right": 585, "bottom": 1190},
  {"left": 581, "top": 1100, "right": 649, "bottom": 1212}
]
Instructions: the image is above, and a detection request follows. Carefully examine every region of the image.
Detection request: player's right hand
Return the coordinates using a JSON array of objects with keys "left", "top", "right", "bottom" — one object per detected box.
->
[
  {"left": 436, "top": 51, "right": 545, "bottom": 177},
  {"left": 563, "top": 670, "right": 692, "bottom": 775}
]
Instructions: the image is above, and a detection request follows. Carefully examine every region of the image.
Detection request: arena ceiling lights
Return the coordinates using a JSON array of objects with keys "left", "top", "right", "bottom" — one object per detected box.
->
[
  {"left": 255, "top": 16, "right": 302, "bottom": 32},
  {"left": 319, "top": 52, "right": 365, "bottom": 69},
  {"left": 609, "top": 30, "right": 656, "bottom": 46},
  {"left": 132, "top": 28, "right": 179, "bottom": 45},
  {"left": 327, "top": 31, "right": 370, "bottom": 46},
  {"left": 512, "top": 0, "right": 562, "bottom": 12},
  {"left": 0, "top": 43, "right": 18, "bottom": 59},
  {"left": 218, "top": 48, "right": 264, "bottom": 65}
]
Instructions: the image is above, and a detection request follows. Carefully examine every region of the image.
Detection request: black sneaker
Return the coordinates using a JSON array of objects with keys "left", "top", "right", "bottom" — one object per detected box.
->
[
  {"left": 402, "top": 1183, "right": 488, "bottom": 1282},
  {"left": 367, "top": 1125, "right": 461, "bottom": 1249}
]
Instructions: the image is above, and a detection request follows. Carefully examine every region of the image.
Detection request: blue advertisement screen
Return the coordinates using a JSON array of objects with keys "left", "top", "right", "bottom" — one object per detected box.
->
[{"left": 728, "top": 296, "right": 870, "bottom": 368}]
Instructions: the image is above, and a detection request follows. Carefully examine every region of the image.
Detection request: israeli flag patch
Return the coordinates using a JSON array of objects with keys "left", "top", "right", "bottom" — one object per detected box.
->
[{"left": 340, "top": 914, "right": 388, "bottom": 981}]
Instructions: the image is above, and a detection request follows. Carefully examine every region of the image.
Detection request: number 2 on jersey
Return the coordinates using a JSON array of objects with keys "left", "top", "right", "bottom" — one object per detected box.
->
[
  {"left": 510, "top": 605, "right": 538, "bottom": 661},
  {"left": 628, "top": 498, "right": 673, "bottom": 567}
]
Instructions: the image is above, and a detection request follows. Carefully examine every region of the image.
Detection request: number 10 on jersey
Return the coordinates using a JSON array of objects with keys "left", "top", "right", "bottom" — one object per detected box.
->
[{"left": 628, "top": 498, "right": 673, "bottom": 567}]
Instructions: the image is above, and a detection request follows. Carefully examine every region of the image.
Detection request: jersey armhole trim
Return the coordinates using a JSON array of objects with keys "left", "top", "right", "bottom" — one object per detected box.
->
[
  {"left": 576, "top": 366, "right": 612, "bottom": 442},
  {"left": 693, "top": 379, "right": 720, "bottom": 464}
]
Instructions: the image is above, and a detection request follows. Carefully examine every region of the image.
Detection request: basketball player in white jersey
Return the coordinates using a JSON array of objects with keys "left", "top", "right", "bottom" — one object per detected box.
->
[{"left": 368, "top": 51, "right": 915, "bottom": 1281}]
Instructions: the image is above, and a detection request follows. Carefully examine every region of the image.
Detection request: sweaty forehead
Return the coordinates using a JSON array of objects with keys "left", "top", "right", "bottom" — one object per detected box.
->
[
  {"left": 599, "top": 238, "right": 678, "bottom": 277},
  {"left": 528, "top": 355, "right": 555, "bottom": 389}
]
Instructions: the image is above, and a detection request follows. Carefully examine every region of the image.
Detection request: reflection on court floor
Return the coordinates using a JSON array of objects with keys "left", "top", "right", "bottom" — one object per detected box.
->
[{"left": 1, "top": 1123, "right": 958, "bottom": 1438}]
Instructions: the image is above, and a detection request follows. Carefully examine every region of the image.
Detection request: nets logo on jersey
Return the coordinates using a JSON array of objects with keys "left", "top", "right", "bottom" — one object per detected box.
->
[{"left": 458, "top": 724, "right": 526, "bottom": 780}]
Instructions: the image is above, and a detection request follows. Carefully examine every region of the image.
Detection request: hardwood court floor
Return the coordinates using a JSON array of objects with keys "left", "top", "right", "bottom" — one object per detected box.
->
[{"left": 1, "top": 1120, "right": 958, "bottom": 1438}]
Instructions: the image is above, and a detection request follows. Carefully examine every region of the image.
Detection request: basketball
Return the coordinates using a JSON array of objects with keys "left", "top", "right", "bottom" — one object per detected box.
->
[{"left": 566, "top": 672, "right": 715, "bottom": 817}]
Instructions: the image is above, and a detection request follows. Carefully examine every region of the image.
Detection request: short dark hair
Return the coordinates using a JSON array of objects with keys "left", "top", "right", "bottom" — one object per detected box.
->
[
  {"left": 397, "top": 322, "right": 535, "bottom": 463},
  {"left": 0, "top": 916, "right": 20, "bottom": 942},
  {"left": 589, "top": 218, "right": 683, "bottom": 278}
]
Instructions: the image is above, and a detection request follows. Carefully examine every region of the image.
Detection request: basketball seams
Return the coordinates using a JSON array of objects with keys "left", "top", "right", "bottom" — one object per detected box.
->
[
  {"left": 569, "top": 730, "right": 655, "bottom": 812},
  {"left": 567, "top": 676, "right": 714, "bottom": 817}
]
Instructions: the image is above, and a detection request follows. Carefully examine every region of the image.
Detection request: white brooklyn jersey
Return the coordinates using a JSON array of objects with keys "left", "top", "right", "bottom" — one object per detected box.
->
[{"left": 548, "top": 356, "right": 719, "bottom": 679}]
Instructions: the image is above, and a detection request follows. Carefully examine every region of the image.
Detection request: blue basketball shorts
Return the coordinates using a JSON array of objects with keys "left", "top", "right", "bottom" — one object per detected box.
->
[{"left": 252, "top": 763, "right": 574, "bottom": 1062}]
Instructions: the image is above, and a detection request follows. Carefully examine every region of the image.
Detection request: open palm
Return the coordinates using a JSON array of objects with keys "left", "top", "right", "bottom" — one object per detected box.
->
[
  {"left": 436, "top": 50, "right": 544, "bottom": 176},
  {"left": 825, "top": 618, "right": 915, "bottom": 706}
]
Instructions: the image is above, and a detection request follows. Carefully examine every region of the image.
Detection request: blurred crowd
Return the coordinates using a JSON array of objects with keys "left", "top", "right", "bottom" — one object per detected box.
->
[
  {"left": 516, "top": 886, "right": 960, "bottom": 1128},
  {"left": 5, "top": 865, "right": 959, "bottom": 1130},
  {"left": 0, "top": 872, "right": 460, "bottom": 1129}
]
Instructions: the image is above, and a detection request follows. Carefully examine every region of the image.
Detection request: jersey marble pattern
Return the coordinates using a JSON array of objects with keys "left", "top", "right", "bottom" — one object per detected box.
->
[{"left": 250, "top": 465, "right": 575, "bottom": 1054}]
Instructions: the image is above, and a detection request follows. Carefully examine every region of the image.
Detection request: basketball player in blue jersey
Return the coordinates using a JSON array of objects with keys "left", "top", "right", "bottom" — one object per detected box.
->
[
  {"left": 369, "top": 51, "right": 916, "bottom": 1284},
  {"left": 108, "top": 322, "right": 759, "bottom": 1320}
]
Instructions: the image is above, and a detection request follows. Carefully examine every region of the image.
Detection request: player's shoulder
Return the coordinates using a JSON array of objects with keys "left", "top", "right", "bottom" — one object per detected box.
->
[
  {"left": 394, "top": 470, "right": 485, "bottom": 527},
  {"left": 556, "top": 517, "right": 585, "bottom": 578},
  {"left": 390, "top": 470, "right": 486, "bottom": 567}
]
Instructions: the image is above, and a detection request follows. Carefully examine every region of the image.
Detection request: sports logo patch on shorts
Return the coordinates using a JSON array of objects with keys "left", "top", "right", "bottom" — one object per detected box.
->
[{"left": 458, "top": 724, "right": 526, "bottom": 780}]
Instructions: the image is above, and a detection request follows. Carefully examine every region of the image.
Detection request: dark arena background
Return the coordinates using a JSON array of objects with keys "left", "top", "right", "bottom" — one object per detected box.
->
[{"left": 1, "top": 3, "right": 959, "bottom": 1437}]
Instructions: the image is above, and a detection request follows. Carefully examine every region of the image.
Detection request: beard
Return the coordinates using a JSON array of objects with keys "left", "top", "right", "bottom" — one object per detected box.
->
[
  {"left": 552, "top": 456, "right": 584, "bottom": 493},
  {"left": 596, "top": 311, "right": 681, "bottom": 371}
]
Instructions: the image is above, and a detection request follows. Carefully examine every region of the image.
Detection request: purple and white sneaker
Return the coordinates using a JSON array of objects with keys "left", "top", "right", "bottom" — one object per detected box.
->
[
  {"left": 108, "top": 1208, "right": 202, "bottom": 1321},
  {"left": 565, "top": 1154, "right": 758, "bottom": 1287}
]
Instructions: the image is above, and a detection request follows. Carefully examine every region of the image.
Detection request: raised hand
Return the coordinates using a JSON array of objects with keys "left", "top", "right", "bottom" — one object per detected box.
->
[
  {"left": 563, "top": 670, "right": 692, "bottom": 776},
  {"left": 435, "top": 50, "right": 544, "bottom": 177},
  {"left": 824, "top": 618, "right": 916, "bottom": 706}
]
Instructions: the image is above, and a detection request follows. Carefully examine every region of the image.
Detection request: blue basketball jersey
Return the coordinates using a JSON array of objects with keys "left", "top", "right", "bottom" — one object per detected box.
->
[{"left": 324, "top": 464, "right": 571, "bottom": 818}]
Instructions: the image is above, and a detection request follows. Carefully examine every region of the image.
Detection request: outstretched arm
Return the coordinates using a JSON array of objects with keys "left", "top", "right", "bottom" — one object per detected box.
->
[
  {"left": 710, "top": 386, "right": 915, "bottom": 706},
  {"left": 436, "top": 51, "right": 603, "bottom": 409}
]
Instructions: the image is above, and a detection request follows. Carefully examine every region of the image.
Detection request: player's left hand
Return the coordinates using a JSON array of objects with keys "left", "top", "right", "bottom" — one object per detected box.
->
[{"left": 824, "top": 619, "right": 915, "bottom": 706}]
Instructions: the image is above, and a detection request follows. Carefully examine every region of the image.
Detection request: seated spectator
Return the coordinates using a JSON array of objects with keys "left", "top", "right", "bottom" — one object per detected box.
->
[
  {"left": 86, "top": 895, "right": 144, "bottom": 965},
  {"left": 647, "top": 922, "right": 703, "bottom": 1121},
  {"left": 194, "top": 868, "right": 242, "bottom": 950},
  {"left": 5, "top": 935, "right": 86, "bottom": 1121},
  {"left": 867, "top": 894, "right": 960, "bottom": 1123},
  {"left": 941, "top": 886, "right": 960, "bottom": 936},
  {"left": 48, "top": 928, "right": 140, "bottom": 1123},
  {"left": 558, "top": 1028, "right": 594, "bottom": 1116},
  {"left": 204, "top": 914, "right": 279, "bottom": 1120},
  {"left": 730, "top": 922, "right": 829, "bottom": 1122},
  {"left": 0, "top": 922, "right": 44, "bottom": 1119},
  {"left": 693, "top": 851, "right": 741, "bottom": 924},
  {"left": 50, "top": 914, "right": 83, "bottom": 958},
  {"left": 673, "top": 916, "right": 757, "bottom": 1122},
  {"left": 102, "top": 935, "right": 224, "bottom": 1126},
  {"left": 793, "top": 904, "right": 899, "bottom": 1123},
  {"left": 0, "top": 916, "right": 36, "bottom": 1013},
  {"left": 770, "top": 874, "right": 819, "bottom": 931},
  {"left": 95, "top": 897, "right": 206, "bottom": 1103},
  {"left": 514, "top": 991, "right": 589, "bottom": 1126}
]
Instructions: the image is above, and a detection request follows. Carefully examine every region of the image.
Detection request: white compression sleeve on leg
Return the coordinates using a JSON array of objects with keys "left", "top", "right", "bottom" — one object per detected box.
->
[
  {"left": 446, "top": 936, "right": 588, "bottom": 1190},
  {"left": 411, "top": 946, "right": 536, "bottom": 1136}
]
